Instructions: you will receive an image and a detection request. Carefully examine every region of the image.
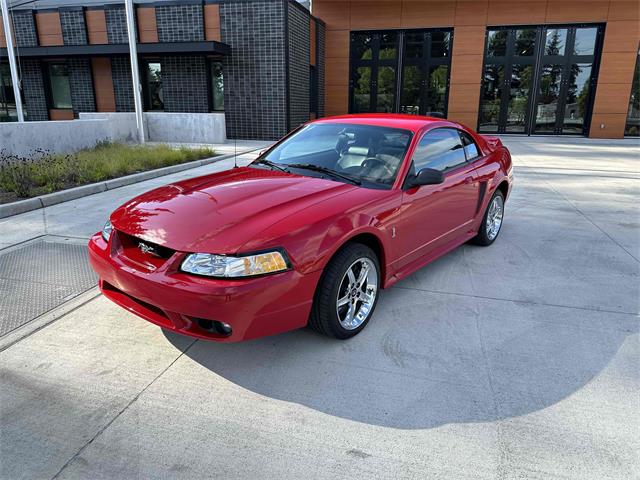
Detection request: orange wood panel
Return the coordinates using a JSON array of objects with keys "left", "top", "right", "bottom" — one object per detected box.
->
[
  {"left": 326, "top": 56, "right": 349, "bottom": 85},
  {"left": 85, "top": 9, "right": 108, "bottom": 44},
  {"left": 204, "top": 4, "right": 221, "bottom": 42},
  {"left": 326, "top": 30, "right": 350, "bottom": 58},
  {"left": 447, "top": 83, "right": 481, "bottom": 113},
  {"left": 137, "top": 7, "right": 158, "bottom": 43},
  {"left": 545, "top": 0, "right": 609, "bottom": 23},
  {"left": 602, "top": 21, "right": 640, "bottom": 54},
  {"left": 454, "top": 0, "right": 489, "bottom": 26},
  {"left": 36, "top": 12, "right": 63, "bottom": 46},
  {"left": 313, "top": 1, "right": 350, "bottom": 30},
  {"left": 49, "top": 109, "right": 74, "bottom": 120},
  {"left": 326, "top": 84, "right": 348, "bottom": 115},
  {"left": 452, "top": 25, "right": 486, "bottom": 56},
  {"left": 447, "top": 111, "right": 479, "bottom": 128},
  {"left": 400, "top": 0, "right": 456, "bottom": 28},
  {"left": 588, "top": 113, "right": 627, "bottom": 138},
  {"left": 91, "top": 57, "right": 116, "bottom": 112},
  {"left": 310, "top": 19, "right": 317, "bottom": 65},
  {"left": 487, "top": 0, "right": 547, "bottom": 25},
  {"left": 598, "top": 51, "right": 638, "bottom": 84},
  {"left": 350, "top": 1, "right": 401, "bottom": 30},
  {"left": 0, "top": 16, "right": 5, "bottom": 48},
  {"left": 607, "top": 0, "right": 640, "bottom": 21},
  {"left": 450, "top": 54, "right": 483, "bottom": 84},
  {"left": 592, "top": 83, "right": 635, "bottom": 114}
]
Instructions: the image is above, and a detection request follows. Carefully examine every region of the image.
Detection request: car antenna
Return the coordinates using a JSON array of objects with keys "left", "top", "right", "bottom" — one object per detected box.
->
[{"left": 233, "top": 137, "right": 238, "bottom": 169}]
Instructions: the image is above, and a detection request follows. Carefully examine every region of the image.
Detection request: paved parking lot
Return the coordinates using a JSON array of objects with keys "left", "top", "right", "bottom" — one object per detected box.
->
[{"left": 0, "top": 137, "right": 638, "bottom": 479}]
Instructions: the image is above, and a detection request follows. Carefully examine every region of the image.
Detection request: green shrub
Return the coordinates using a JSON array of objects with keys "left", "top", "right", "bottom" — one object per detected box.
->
[{"left": 0, "top": 143, "right": 215, "bottom": 199}]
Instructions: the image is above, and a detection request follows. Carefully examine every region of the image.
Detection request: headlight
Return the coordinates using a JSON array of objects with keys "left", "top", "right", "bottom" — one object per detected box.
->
[
  {"left": 101, "top": 220, "right": 113, "bottom": 242},
  {"left": 181, "top": 251, "right": 289, "bottom": 278}
]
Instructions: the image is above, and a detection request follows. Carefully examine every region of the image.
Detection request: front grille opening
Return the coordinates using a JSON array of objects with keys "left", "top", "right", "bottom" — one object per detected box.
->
[
  {"left": 194, "top": 318, "right": 232, "bottom": 337},
  {"left": 117, "top": 231, "right": 175, "bottom": 260}
]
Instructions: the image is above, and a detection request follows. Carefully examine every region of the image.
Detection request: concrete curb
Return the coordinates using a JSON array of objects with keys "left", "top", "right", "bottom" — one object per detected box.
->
[{"left": 0, "top": 148, "right": 259, "bottom": 220}]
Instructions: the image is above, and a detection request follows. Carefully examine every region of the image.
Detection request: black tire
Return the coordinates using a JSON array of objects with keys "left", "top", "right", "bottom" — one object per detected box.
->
[
  {"left": 472, "top": 190, "right": 505, "bottom": 246},
  {"left": 309, "top": 243, "right": 381, "bottom": 339}
]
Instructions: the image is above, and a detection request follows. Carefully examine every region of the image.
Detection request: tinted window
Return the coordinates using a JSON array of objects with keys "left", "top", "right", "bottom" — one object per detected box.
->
[
  {"left": 460, "top": 131, "right": 480, "bottom": 160},
  {"left": 412, "top": 128, "right": 466, "bottom": 172}
]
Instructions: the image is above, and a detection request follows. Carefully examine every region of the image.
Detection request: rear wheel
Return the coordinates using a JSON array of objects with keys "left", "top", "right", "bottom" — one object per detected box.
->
[
  {"left": 472, "top": 190, "right": 505, "bottom": 246},
  {"left": 309, "top": 243, "right": 380, "bottom": 339}
]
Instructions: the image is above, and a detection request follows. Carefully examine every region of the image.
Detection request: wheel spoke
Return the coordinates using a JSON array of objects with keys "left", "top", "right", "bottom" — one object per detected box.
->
[
  {"left": 355, "top": 263, "right": 369, "bottom": 287},
  {"left": 337, "top": 295, "right": 350, "bottom": 307},
  {"left": 347, "top": 268, "right": 356, "bottom": 286}
]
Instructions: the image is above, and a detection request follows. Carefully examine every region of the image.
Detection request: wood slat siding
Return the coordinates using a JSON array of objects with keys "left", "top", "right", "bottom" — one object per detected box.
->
[
  {"left": 36, "top": 12, "right": 63, "bottom": 46},
  {"left": 204, "top": 4, "right": 221, "bottom": 42},
  {"left": 85, "top": 9, "right": 108, "bottom": 44},
  {"left": 91, "top": 57, "right": 116, "bottom": 112},
  {"left": 49, "top": 109, "right": 74, "bottom": 120},
  {"left": 137, "top": 7, "right": 158, "bottom": 43},
  {"left": 313, "top": 0, "right": 640, "bottom": 138}
]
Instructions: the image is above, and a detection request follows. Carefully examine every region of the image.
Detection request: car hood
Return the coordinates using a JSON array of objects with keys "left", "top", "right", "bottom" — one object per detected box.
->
[{"left": 110, "top": 166, "right": 356, "bottom": 253}]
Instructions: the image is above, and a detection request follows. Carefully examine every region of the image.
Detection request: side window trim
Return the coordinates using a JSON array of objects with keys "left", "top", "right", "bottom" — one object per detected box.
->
[{"left": 458, "top": 129, "right": 482, "bottom": 162}]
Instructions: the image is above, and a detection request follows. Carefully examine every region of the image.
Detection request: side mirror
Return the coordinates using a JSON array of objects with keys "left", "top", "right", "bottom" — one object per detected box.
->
[{"left": 408, "top": 168, "right": 444, "bottom": 188}]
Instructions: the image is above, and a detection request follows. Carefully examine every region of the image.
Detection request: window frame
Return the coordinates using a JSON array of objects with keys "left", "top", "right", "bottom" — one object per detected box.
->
[
  {"left": 208, "top": 58, "right": 225, "bottom": 113},
  {"left": 141, "top": 58, "right": 164, "bottom": 112},
  {"left": 44, "top": 61, "right": 73, "bottom": 111}
]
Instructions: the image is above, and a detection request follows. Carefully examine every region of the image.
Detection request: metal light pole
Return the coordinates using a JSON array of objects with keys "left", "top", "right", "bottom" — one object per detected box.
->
[
  {"left": 124, "top": 0, "right": 145, "bottom": 143},
  {"left": 0, "top": 0, "right": 25, "bottom": 122}
]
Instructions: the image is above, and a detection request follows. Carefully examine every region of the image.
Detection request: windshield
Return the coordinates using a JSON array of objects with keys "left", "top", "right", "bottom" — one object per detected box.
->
[{"left": 254, "top": 123, "right": 413, "bottom": 188}]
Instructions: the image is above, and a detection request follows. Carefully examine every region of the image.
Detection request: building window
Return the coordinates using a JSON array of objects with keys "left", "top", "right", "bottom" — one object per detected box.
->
[
  {"left": 143, "top": 61, "right": 164, "bottom": 111},
  {"left": 210, "top": 61, "right": 224, "bottom": 111},
  {"left": 625, "top": 49, "right": 640, "bottom": 137},
  {"left": 47, "top": 62, "right": 72, "bottom": 110},
  {"left": 479, "top": 24, "right": 604, "bottom": 136},
  {"left": 349, "top": 29, "right": 452, "bottom": 117},
  {"left": 0, "top": 64, "right": 26, "bottom": 122}
]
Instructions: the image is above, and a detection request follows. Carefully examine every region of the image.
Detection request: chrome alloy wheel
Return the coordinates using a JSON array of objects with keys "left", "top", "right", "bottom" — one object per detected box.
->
[
  {"left": 336, "top": 258, "right": 378, "bottom": 330},
  {"left": 486, "top": 194, "right": 504, "bottom": 241}
]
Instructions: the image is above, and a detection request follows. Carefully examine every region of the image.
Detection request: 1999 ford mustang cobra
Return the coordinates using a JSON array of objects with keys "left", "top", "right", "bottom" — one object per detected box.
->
[{"left": 89, "top": 115, "right": 513, "bottom": 342}]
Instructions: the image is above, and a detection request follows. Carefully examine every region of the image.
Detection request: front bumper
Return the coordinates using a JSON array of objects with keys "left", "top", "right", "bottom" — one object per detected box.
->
[{"left": 88, "top": 233, "right": 321, "bottom": 342}]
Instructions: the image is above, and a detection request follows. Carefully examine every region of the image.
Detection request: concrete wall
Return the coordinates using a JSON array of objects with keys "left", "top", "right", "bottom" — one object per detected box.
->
[
  {"left": 0, "top": 115, "right": 138, "bottom": 157},
  {"left": 0, "top": 112, "right": 226, "bottom": 156},
  {"left": 145, "top": 112, "right": 226, "bottom": 144}
]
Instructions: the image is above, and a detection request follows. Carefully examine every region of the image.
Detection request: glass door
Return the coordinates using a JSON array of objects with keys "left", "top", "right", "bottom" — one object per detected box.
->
[
  {"left": 479, "top": 24, "right": 604, "bottom": 135},
  {"left": 350, "top": 32, "right": 399, "bottom": 113},
  {"left": 350, "top": 29, "right": 452, "bottom": 117}
]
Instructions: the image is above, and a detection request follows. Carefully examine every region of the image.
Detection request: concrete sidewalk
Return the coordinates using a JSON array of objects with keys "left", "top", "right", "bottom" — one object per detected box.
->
[{"left": 0, "top": 137, "right": 639, "bottom": 480}]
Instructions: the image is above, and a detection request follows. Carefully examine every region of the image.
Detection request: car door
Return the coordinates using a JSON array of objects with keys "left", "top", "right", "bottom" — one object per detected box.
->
[{"left": 394, "top": 128, "right": 480, "bottom": 269}]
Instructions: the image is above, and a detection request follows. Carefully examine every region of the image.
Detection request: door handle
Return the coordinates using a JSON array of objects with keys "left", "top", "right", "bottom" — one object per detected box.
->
[{"left": 464, "top": 176, "right": 474, "bottom": 184}]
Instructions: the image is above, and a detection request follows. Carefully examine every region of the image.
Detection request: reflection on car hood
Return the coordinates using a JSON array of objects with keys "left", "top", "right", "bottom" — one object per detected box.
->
[{"left": 110, "top": 166, "right": 356, "bottom": 253}]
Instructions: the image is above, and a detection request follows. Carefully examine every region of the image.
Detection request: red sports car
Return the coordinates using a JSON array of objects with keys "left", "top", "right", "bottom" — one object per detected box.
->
[{"left": 89, "top": 114, "right": 513, "bottom": 342}]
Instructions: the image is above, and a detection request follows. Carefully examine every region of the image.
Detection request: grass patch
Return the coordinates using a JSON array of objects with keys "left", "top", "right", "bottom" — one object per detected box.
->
[{"left": 0, "top": 142, "right": 215, "bottom": 201}]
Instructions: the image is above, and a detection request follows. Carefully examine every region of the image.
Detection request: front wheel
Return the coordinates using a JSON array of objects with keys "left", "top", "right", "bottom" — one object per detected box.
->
[
  {"left": 309, "top": 243, "right": 380, "bottom": 339},
  {"left": 472, "top": 190, "right": 505, "bottom": 246}
]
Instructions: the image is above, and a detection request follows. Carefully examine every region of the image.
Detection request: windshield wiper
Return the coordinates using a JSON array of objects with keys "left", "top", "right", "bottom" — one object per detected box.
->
[
  {"left": 286, "top": 163, "right": 361, "bottom": 186},
  {"left": 252, "top": 159, "right": 289, "bottom": 173}
]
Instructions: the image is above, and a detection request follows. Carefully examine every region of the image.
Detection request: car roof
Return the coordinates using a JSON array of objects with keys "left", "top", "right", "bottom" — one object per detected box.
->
[{"left": 311, "top": 114, "right": 457, "bottom": 133}]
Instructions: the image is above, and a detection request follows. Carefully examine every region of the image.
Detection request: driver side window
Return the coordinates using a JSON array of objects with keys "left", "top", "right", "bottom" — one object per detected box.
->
[{"left": 412, "top": 128, "right": 466, "bottom": 173}]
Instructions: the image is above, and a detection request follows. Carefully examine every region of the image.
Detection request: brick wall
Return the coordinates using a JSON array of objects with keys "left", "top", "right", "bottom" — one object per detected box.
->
[
  {"left": 316, "top": 20, "right": 326, "bottom": 117},
  {"left": 105, "top": 5, "right": 128, "bottom": 44},
  {"left": 220, "top": 0, "right": 287, "bottom": 140},
  {"left": 161, "top": 56, "right": 209, "bottom": 112},
  {"left": 287, "top": 2, "right": 310, "bottom": 130},
  {"left": 21, "top": 60, "right": 48, "bottom": 121},
  {"left": 60, "top": 9, "right": 87, "bottom": 45},
  {"left": 111, "top": 57, "right": 134, "bottom": 112},
  {"left": 156, "top": 4, "right": 204, "bottom": 42},
  {"left": 69, "top": 58, "right": 96, "bottom": 115},
  {"left": 11, "top": 10, "right": 38, "bottom": 47}
]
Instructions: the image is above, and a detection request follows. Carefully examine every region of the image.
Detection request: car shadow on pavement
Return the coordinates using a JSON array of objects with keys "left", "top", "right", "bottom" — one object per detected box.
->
[{"left": 163, "top": 283, "right": 635, "bottom": 430}]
